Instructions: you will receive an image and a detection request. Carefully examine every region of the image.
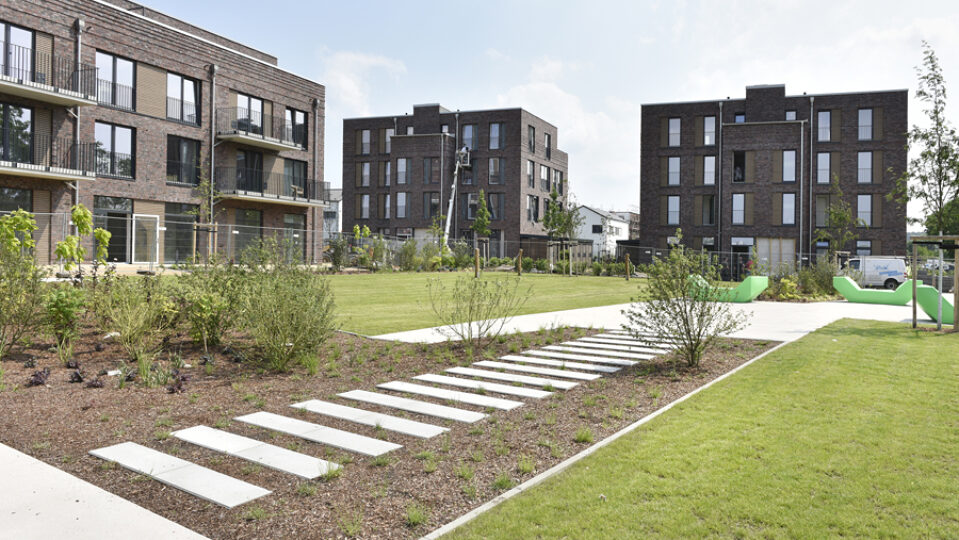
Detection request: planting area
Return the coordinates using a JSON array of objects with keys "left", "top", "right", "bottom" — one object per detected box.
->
[{"left": 445, "top": 320, "right": 959, "bottom": 539}]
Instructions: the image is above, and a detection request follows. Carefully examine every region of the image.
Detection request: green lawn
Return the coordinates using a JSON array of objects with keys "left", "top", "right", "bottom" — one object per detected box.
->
[
  {"left": 444, "top": 319, "right": 959, "bottom": 539},
  {"left": 327, "top": 272, "right": 644, "bottom": 335}
]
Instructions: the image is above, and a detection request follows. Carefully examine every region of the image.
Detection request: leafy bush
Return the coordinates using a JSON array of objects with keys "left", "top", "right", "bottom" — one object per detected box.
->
[
  {"left": 798, "top": 259, "right": 838, "bottom": 296},
  {"left": 534, "top": 258, "right": 549, "bottom": 272},
  {"left": 105, "top": 277, "right": 178, "bottom": 381},
  {"left": 774, "top": 276, "right": 801, "bottom": 300},
  {"left": 326, "top": 235, "right": 349, "bottom": 271},
  {"left": 241, "top": 268, "right": 336, "bottom": 372},
  {"left": 45, "top": 285, "right": 86, "bottom": 365},
  {"left": 396, "top": 239, "right": 422, "bottom": 271},
  {"left": 452, "top": 241, "right": 474, "bottom": 269},
  {"left": 609, "top": 262, "right": 626, "bottom": 276},
  {"left": 177, "top": 259, "right": 246, "bottom": 353},
  {"left": 427, "top": 276, "right": 531, "bottom": 346},
  {"left": 421, "top": 242, "right": 440, "bottom": 270},
  {"left": 591, "top": 262, "right": 603, "bottom": 276},
  {"left": 0, "top": 210, "right": 46, "bottom": 360},
  {"left": 521, "top": 257, "right": 534, "bottom": 272}
]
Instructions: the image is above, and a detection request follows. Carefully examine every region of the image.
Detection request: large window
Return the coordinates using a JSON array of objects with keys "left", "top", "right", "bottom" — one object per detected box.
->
[
  {"left": 284, "top": 159, "right": 307, "bottom": 198},
  {"left": 461, "top": 159, "right": 474, "bottom": 185},
  {"left": 396, "top": 192, "right": 408, "bottom": 218},
  {"left": 360, "top": 194, "right": 370, "bottom": 219},
  {"left": 783, "top": 150, "right": 796, "bottom": 183},
  {"left": 384, "top": 127, "right": 393, "bottom": 153},
  {"left": 857, "top": 195, "right": 872, "bottom": 227},
  {"left": 527, "top": 195, "right": 540, "bottom": 222},
  {"left": 1, "top": 23, "right": 33, "bottom": 81},
  {"left": 732, "top": 193, "right": 745, "bottom": 224},
  {"left": 360, "top": 129, "right": 371, "bottom": 155},
  {"left": 423, "top": 192, "right": 440, "bottom": 220},
  {"left": 544, "top": 133, "right": 552, "bottom": 159},
  {"left": 94, "top": 196, "right": 132, "bottom": 263},
  {"left": 166, "top": 136, "right": 199, "bottom": 185},
  {"left": 489, "top": 158, "right": 503, "bottom": 185},
  {"left": 817, "top": 110, "right": 831, "bottom": 141},
  {"left": 96, "top": 52, "right": 134, "bottom": 110},
  {"left": 528, "top": 125, "right": 535, "bottom": 152},
  {"left": 167, "top": 72, "right": 199, "bottom": 124},
  {"left": 463, "top": 124, "right": 476, "bottom": 150},
  {"left": 733, "top": 151, "right": 745, "bottom": 183},
  {"left": 858, "top": 152, "right": 872, "bottom": 183},
  {"left": 553, "top": 170, "right": 563, "bottom": 194},
  {"left": 704, "top": 116, "right": 715, "bottom": 145},
  {"left": 782, "top": 193, "right": 796, "bottom": 225},
  {"left": 704, "top": 155, "right": 715, "bottom": 185},
  {"left": 283, "top": 213, "right": 307, "bottom": 261},
  {"left": 702, "top": 194, "right": 715, "bottom": 225},
  {"left": 360, "top": 162, "right": 370, "bottom": 187},
  {"left": 163, "top": 202, "right": 197, "bottom": 263},
  {"left": 667, "top": 195, "right": 680, "bottom": 225},
  {"left": 816, "top": 194, "right": 830, "bottom": 227},
  {"left": 817, "top": 152, "right": 830, "bottom": 184},
  {"left": 235, "top": 209, "right": 262, "bottom": 255},
  {"left": 668, "top": 156, "right": 680, "bottom": 185},
  {"left": 235, "top": 92, "right": 263, "bottom": 134},
  {"left": 540, "top": 164, "right": 549, "bottom": 191},
  {"left": 465, "top": 192, "right": 478, "bottom": 219},
  {"left": 858, "top": 108, "right": 873, "bottom": 140},
  {"left": 285, "top": 108, "right": 307, "bottom": 147},
  {"left": 0, "top": 102, "right": 32, "bottom": 164},
  {"left": 490, "top": 122, "right": 503, "bottom": 150},
  {"left": 527, "top": 160, "right": 535, "bottom": 188},
  {"left": 0, "top": 187, "right": 31, "bottom": 212},
  {"left": 94, "top": 122, "right": 134, "bottom": 178},
  {"left": 382, "top": 194, "right": 391, "bottom": 219},
  {"left": 488, "top": 193, "right": 504, "bottom": 220},
  {"left": 856, "top": 240, "right": 872, "bottom": 256},
  {"left": 423, "top": 157, "right": 435, "bottom": 184},
  {"left": 397, "top": 158, "right": 408, "bottom": 184},
  {"left": 668, "top": 118, "right": 680, "bottom": 146},
  {"left": 236, "top": 149, "right": 263, "bottom": 191}
]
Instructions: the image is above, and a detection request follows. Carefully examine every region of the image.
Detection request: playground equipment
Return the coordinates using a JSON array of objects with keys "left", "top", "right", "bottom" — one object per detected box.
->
[
  {"left": 690, "top": 275, "right": 768, "bottom": 303},
  {"left": 832, "top": 276, "right": 919, "bottom": 306},
  {"left": 915, "top": 284, "right": 956, "bottom": 325}
]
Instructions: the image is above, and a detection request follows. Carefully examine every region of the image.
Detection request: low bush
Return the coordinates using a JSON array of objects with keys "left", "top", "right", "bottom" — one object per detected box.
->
[
  {"left": 534, "top": 258, "right": 549, "bottom": 272},
  {"left": 396, "top": 238, "right": 422, "bottom": 272},
  {"left": 591, "top": 262, "right": 603, "bottom": 276},
  {"left": 427, "top": 276, "right": 531, "bottom": 346},
  {"left": 105, "top": 277, "right": 179, "bottom": 382},
  {"left": 521, "top": 257, "right": 534, "bottom": 272},
  {"left": 0, "top": 210, "right": 46, "bottom": 360},
  {"left": 326, "top": 236, "right": 349, "bottom": 271},
  {"left": 45, "top": 285, "right": 86, "bottom": 365}
]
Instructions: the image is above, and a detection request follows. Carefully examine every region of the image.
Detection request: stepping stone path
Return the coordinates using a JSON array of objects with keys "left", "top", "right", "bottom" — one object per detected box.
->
[{"left": 87, "top": 329, "right": 677, "bottom": 510}]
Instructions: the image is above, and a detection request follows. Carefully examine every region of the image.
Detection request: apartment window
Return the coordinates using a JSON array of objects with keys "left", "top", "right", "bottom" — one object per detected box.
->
[
  {"left": 489, "top": 157, "right": 503, "bottom": 185},
  {"left": 463, "top": 124, "right": 476, "bottom": 150},
  {"left": 704, "top": 155, "right": 715, "bottom": 185},
  {"left": 816, "top": 195, "right": 830, "bottom": 227},
  {"left": 553, "top": 170, "right": 563, "bottom": 194},
  {"left": 592, "top": 224, "right": 603, "bottom": 234},
  {"left": 361, "top": 129, "right": 371, "bottom": 155},
  {"left": 235, "top": 209, "right": 262, "bottom": 255},
  {"left": 668, "top": 156, "right": 680, "bottom": 186},
  {"left": 285, "top": 108, "right": 307, "bottom": 147},
  {"left": 397, "top": 158, "right": 408, "bottom": 184},
  {"left": 441, "top": 124, "right": 449, "bottom": 133},
  {"left": 384, "top": 161, "right": 391, "bottom": 186},
  {"left": 465, "top": 192, "right": 478, "bottom": 219},
  {"left": 668, "top": 118, "right": 680, "bottom": 146},
  {"left": 527, "top": 160, "right": 535, "bottom": 188},
  {"left": 360, "top": 194, "right": 370, "bottom": 219},
  {"left": 734, "top": 113, "right": 745, "bottom": 123},
  {"left": 733, "top": 151, "right": 745, "bottom": 183},
  {"left": 704, "top": 116, "right": 715, "bottom": 145},
  {"left": 817, "top": 110, "right": 831, "bottom": 141},
  {"left": 396, "top": 192, "right": 408, "bottom": 218},
  {"left": 383, "top": 193, "right": 391, "bottom": 219},
  {"left": 461, "top": 159, "right": 474, "bottom": 185},
  {"left": 96, "top": 52, "right": 134, "bottom": 110},
  {"left": 167, "top": 72, "right": 199, "bottom": 125},
  {"left": 528, "top": 125, "right": 535, "bottom": 152},
  {"left": 488, "top": 193, "right": 505, "bottom": 220},
  {"left": 667, "top": 195, "right": 680, "bottom": 225},
  {"left": 166, "top": 136, "right": 199, "bottom": 185},
  {"left": 856, "top": 240, "right": 872, "bottom": 256},
  {"left": 545, "top": 133, "right": 552, "bottom": 159},
  {"left": 783, "top": 150, "right": 796, "bottom": 183},
  {"left": 236, "top": 150, "right": 263, "bottom": 191},
  {"left": 858, "top": 151, "right": 872, "bottom": 183},
  {"left": 702, "top": 194, "right": 715, "bottom": 225},
  {"left": 0, "top": 187, "right": 30, "bottom": 212},
  {"left": 235, "top": 92, "right": 263, "bottom": 134},
  {"left": 858, "top": 108, "right": 873, "bottom": 140},
  {"left": 94, "top": 122, "right": 134, "bottom": 178},
  {"left": 540, "top": 164, "right": 549, "bottom": 191},
  {"left": 163, "top": 203, "right": 197, "bottom": 264},
  {"left": 785, "top": 110, "right": 797, "bottom": 121},
  {"left": 817, "top": 152, "right": 830, "bottom": 184},
  {"left": 361, "top": 162, "right": 370, "bottom": 187},
  {"left": 816, "top": 241, "right": 830, "bottom": 255},
  {"left": 0, "top": 103, "right": 32, "bottom": 164},
  {"left": 490, "top": 122, "right": 504, "bottom": 150},
  {"left": 527, "top": 195, "right": 540, "bottom": 222},
  {"left": 857, "top": 195, "right": 872, "bottom": 227},
  {"left": 732, "top": 193, "right": 745, "bottom": 224},
  {"left": 1, "top": 23, "right": 33, "bottom": 81},
  {"left": 424, "top": 157, "right": 437, "bottom": 184},
  {"left": 384, "top": 128, "right": 394, "bottom": 153},
  {"left": 406, "top": 126, "right": 414, "bottom": 135},
  {"left": 284, "top": 159, "right": 307, "bottom": 198},
  {"left": 423, "top": 192, "right": 440, "bottom": 220},
  {"left": 782, "top": 193, "right": 796, "bottom": 225}
]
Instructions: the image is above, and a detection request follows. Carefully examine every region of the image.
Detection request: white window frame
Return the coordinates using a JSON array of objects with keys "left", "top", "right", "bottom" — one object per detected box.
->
[
  {"left": 385, "top": 128, "right": 394, "bottom": 153},
  {"left": 857, "top": 194, "right": 872, "bottom": 227},
  {"left": 668, "top": 117, "right": 681, "bottom": 146},
  {"left": 397, "top": 158, "right": 407, "bottom": 184},
  {"left": 384, "top": 193, "right": 391, "bottom": 219},
  {"left": 782, "top": 193, "right": 795, "bottom": 225},
  {"left": 858, "top": 108, "right": 873, "bottom": 140},
  {"left": 668, "top": 156, "right": 680, "bottom": 186},
  {"left": 732, "top": 193, "right": 745, "bottom": 225},
  {"left": 667, "top": 195, "right": 680, "bottom": 225},
  {"left": 817, "top": 110, "right": 831, "bottom": 141},
  {"left": 783, "top": 150, "right": 796, "bottom": 183},
  {"left": 361, "top": 129, "right": 371, "bottom": 154},
  {"left": 396, "top": 192, "right": 407, "bottom": 218},
  {"left": 490, "top": 122, "right": 502, "bottom": 150},
  {"left": 858, "top": 151, "right": 872, "bottom": 184},
  {"left": 785, "top": 110, "right": 797, "bottom": 121},
  {"left": 704, "top": 116, "right": 715, "bottom": 145},
  {"left": 817, "top": 152, "right": 830, "bottom": 184}
]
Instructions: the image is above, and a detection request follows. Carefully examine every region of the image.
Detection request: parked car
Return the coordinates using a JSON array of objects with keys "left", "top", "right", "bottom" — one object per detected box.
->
[{"left": 846, "top": 257, "right": 908, "bottom": 289}]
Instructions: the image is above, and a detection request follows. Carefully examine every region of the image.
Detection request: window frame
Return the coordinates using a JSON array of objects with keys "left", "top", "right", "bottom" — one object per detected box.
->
[
  {"left": 858, "top": 108, "right": 873, "bottom": 141},
  {"left": 817, "top": 152, "right": 830, "bottom": 184},
  {"left": 732, "top": 193, "right": 745, "bottom": 225},
  {"left": 96, "top": 50, "right": 135, "bottom": 111},
  {"left": 285, "top": 107, "right": 307, "bottom": 147},
  {"left": 489, "top": 157, "right": 503, "bottom": 185},
  {"left": 94, "top": 121, "right": 135, "bottom": 179},
  {"left": 667, "top": 195, "right": 680, "bottom": 225},
  {"left": 703, "top": 116, "right": 715, "bottom": 145},
  {"left": 668, "top": 117, "right": 681, "bottom": 146},
  {"left": 235, "top": 92, "right": 264, "bottom": 134},
  {"left": 704, "top": 155, "right": 716, "bottom": 185},
  {"left": 782, "top": 193, "right": 796, "bottom": 225},
  {"left": 166, "top": 71, "right": 200, "bottom": 125},
  {"left": 489, "top": 122, "right": 503, "bottom": 150},
  {"left": 857, "top": 151, "right": 872, "bottom": 184},
  {"left": 857, "top": 194, "right": 872, "bottom": 227},
  {"left": 165, "top": 135, "right": 200, "bottom": 185},
  {"left": 667, "top": 156, "right": 680, "bottom": 186},
  {"left": 817, "top": 110, "right": 831, "bottom": 141},
  {"left": 396, "top": 158, "right": 408, "bottom": 185},
  {"left": 783, "top": 149, "right": 796, "bottom": 183}
]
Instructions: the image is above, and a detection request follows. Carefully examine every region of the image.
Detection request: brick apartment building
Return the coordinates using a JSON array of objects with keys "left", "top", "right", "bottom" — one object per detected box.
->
[
  {"left": 0, "top": 0, "right": 327, "bottom": 265},
  {"left": 640, "top": 84, "right": 907, "bottom": 268},
  {"left": 342, "top": 104, "right": 568, "bottom": 257}
]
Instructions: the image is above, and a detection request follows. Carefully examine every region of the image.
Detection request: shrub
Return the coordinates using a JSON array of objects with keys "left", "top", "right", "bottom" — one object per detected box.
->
[
  {"left": 798, "top": 258, "right": 838, "bottom": 296},
  {"left": 452, "top": 241, "right": 473, "bottom": 269},
  {"left": 521, "top": 257, "right": 534, "bottom": 272},
  {"left": 591, "top": 262, "right": 603, "bottom": 276},
  {"left": 0, "top": 210, "right": 46, "bottom": 360},
  {"left": 608, "top": 262, "right": 626, "bottom": 276},
  {"left": 427, "top": 276, "right": 531, "bottom": 347},
  {"left": 177, "top": 260, "right": 245, "bottom": 353},
  {"left": 420, "top": 242, "right": 440, "bottom": 269},
  {"left": 105, "top": 277, "right": 178, "bottom": 380},
  {"left": 45, "top": 285, "right": 86, "bottom": 365},
  {"left": 241, "top": 269, "right": 336, "bottom": 372},
  {"left": 326, "top": 235, "right": 349, "bottom": 271},
  {"left": 396, "top": 238, "right": 422, "bottom": 272},
  {"left": 534, "top": 258, "right": 549, "bottom": 272}
]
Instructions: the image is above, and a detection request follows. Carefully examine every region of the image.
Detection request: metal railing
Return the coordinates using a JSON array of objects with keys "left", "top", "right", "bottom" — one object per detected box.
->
[
  {"left": 95, "top": 150, "right": 133, "bottom": 178},
  {"left": 0, "top": 129, "right": 96, "bottom": 174},
  {"left": 167, "top": 97, "right": 199, "bottom": 125},
  {"left": 97, "top": 79, "right": 134, "bottom": 110},
  {"left": 215, "top": 166, "right": 328, "bottom": 203},
  {"left": 166, "top": 160, "right": 200, "bottom": 185},
  {"left": 216, "top": 107, "right": 302, "bottom": 147},
  {"left": 2, "top": 42, "right": 98, "bottom": 97}
]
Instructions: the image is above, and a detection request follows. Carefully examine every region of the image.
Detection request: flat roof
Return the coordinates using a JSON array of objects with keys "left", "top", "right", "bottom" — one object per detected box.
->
[
  {"left": 344, "top": 106, "right": 559, "bottom": 129},
  {"left": 641, "top": 87, "right": 908, "bottom": 108}
]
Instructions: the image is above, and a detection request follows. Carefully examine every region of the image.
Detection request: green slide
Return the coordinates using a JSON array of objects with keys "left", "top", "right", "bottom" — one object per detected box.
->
[
  {"left": 690, "top": 275, "right": 769, "bottom": 303},
  {"left": 915, "top": 284, "right": 956, "bottom": 325},
  {"left": 832, "top": 276, "right": 919, "bottom": 306}
]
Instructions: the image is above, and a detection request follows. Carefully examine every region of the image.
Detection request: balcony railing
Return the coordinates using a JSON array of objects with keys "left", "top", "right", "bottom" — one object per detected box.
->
[
  {"left": 0, "top": 129, "right": 96, "bottom": 178},
  {"left": 166, "top": 160, "right": 201, "bottom": 185},
  {"left": 216, "top": 107, "right": 302, "bottom": 149},
  {"left": 167, "top": 97, "right": 199, "bottom": 125},
  {"left": 95, "top": 150, "right": 134, "bottom": 179},
  {"left": 0, "top": 42, "right": 98, "bottom": 101},
  {"left": 215, "top": 166, "right": 327, "bottom": 205},
  {"left": 97, "top": 79, "right": 135, "bottom": 110}
]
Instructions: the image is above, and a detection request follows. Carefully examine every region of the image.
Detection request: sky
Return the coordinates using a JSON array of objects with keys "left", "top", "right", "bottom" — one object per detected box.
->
[{"left": 144, "top": 0, "right": 959, "bottom": 224}]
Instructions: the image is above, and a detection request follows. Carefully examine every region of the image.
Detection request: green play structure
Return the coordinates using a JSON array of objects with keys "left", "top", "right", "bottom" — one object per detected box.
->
[
  {"left": 832, "top": 276, "right": 919, "bottom": 306},
  {"left": 690, "top": 275, "right": 768, "bottom": 303},
  {"left": 915, "top": 284, "right": 956, "bottom": 325}
]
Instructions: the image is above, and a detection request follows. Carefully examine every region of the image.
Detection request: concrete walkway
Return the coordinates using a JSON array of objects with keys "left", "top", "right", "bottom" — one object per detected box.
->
[
  {"left": 373, "top": 300, "right": 920, "bottom": 344},
  {"left": 0, "top": 443, "right": 207, "bottom": 540}
]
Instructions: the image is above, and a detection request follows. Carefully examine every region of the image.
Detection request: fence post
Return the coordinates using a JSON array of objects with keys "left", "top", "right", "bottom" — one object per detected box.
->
[
  {"left": 912, "top": 243, "right": 917, "bottom": 329},
  {"left": 517, "top": 248, "right": 523, "bottom": 276},
  {"left": 474, "top": 247, "right": 480, "bottom": 279},
  {"left": 625, "top": 253, "right": 630, "bottom": 281},
  {"left": 954, "top": 247, "right": 958, "bottom": 333}
]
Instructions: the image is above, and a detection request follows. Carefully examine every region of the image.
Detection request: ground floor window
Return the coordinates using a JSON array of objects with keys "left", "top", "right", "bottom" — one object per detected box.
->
[
  {"left": 856, "top": 240, "right": 872, "bottom": 256},
  {"left": 234, "top": 208, "right": 262, "bottom": 257},
  {"left": 94, "top": 196, "right": 132, "bottom": 263},
  {"left": 0, "top": 186, "right": 31, "bottom": 212}
]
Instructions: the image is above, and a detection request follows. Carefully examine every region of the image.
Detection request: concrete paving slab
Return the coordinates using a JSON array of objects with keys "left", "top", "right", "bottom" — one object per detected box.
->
[
  {"left": 535, "top": 347, "right": 645, "bottom": 363},
  {"left": 556, "top": 344, "right": 657, "bottom": 359},
  {"left": 235, "top": 412, "right": 401, "bottom": 456},
  {"left": 473, "top": 360, "right": 602, "bottom": 381},
  {"left": 339, "top": 389, "right": 487, "bottom": 423},
  {"left": 445, "top": 367, "right": 578, "bottom": 390},
  {"left": 172, "top": 425, "right": 261, "bottom": 455},
  {"left": 378, "top": 381, "right": 524, "bottom": 410},
  {"left": 413, "top": 373, "right": 552, "bottom": 399},
  {"left": 570, "top": 338, "right": 670, "bottom": 353},
  {"left": 89, "top": 442, "right": 270, "bottom": 508},
  {"left": 499, "top": 355, "right": 622, "bottom": 373},
  {"left": 291, "top": 400, "right": 448, "bottom": 439}
]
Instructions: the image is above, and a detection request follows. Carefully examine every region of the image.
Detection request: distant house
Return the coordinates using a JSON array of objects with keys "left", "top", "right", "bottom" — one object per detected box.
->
[
  {"left": 576, "top": 206, "right": 629, "bottom": 258},
  {"left": 612, "top": 211, "right": 641, "bottom": 240}
]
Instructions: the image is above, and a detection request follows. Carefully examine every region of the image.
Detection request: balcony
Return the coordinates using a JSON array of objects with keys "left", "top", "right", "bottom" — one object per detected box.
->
[
  {"left": 215, "top": 166, "right": 327, "bottom": 207},
  {"left": 216, "top": 107, "right": 303, "bottom": 151},
  {"left": 0, "top": 43, "right": 98, "bottom": 106},
  {"left": 167, "top": 97, "right": 200, "bottom": 126},
  {"left": 0, "top": 130, "right": 96, "bottom": 181}
]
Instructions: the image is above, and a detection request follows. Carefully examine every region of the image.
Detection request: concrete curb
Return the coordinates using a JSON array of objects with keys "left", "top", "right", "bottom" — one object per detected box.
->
[{"left": 420, "top": 339, "right": 792, "bottom": 540}]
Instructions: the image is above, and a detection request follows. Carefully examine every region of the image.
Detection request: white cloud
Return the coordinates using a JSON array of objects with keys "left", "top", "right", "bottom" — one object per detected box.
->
[{"left": 319, "top": 50, "right": 406, "bottom": 117}]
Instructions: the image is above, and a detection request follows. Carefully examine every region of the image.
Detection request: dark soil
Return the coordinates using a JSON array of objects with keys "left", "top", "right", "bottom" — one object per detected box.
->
[{"left": 0, "top": 325, "right": 777, "bottom": 539}]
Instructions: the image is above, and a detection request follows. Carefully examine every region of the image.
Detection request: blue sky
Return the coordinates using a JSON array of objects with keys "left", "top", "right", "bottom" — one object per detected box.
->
[{"left": 145, "top": 0, "right": 959, "bottom": 222}]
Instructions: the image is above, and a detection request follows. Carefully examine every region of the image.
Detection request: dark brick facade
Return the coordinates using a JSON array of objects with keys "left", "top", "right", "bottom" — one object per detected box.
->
[
  {"left": 0, "top": 0, "right": 326, "bottom": 263},
  {"left": 641, "top": 84, "right": 908, "bottom": 258},
  {"left": 342, "top": 104, "right": 568, "bottom": 257}
]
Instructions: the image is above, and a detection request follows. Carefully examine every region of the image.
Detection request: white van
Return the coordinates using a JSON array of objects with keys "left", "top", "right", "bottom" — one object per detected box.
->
[{"left": 847, "top": 257, "right": 908, "bottom": 289}]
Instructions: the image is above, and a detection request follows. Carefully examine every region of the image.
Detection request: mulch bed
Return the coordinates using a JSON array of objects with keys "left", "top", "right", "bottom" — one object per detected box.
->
[{"left": 0, "top": 325, "right": 777, "bottom": 539}]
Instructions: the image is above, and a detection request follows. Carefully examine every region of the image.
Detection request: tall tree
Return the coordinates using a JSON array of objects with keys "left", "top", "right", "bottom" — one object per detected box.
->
[
  {"left": 923, "top": 197, "right": 959, "bottom": 235},
  {"left": 893, "top": 41, "right": 959, "bottom": 235}
]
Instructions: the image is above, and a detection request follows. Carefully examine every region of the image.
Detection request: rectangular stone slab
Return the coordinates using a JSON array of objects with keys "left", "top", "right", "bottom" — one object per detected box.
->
[
  {"left": 445, "top": 367, "right": 578, "bottom": 390},
  {"left": 473, "top": 360, "right": 602, "bottom": 381},
  {"left": 589, "top": 336, "right": 677, "bottom": 349},
  {"left": 235, "top": 412, "right": 401, "bottom": 457},
  {"left": 89, "top": 442, "right": 270, "bottom": 508},
  {"left": 543, "top": 345, "right": 653, "bottom": 361},
  {"left": 499, "top": 354, "right": 621, "bottom": 373},
  {"left": 339, "top": 389, "right": 486, "bottom": 423},
  {"left": 378, "top": 381, "right": 523, "bottom": 410},
  {"left": 567, "top": 339, "right": 669, "bottom": 354},
  {"left": 532, "top": 348, "right": 641, "bottom": 365},
  {"left": 172, "top": 425, "right": 339, "bottom": 479},
  {"left": 413, "top": 373, "right": 552, "bottom": 399},
  {"left": 290, "top": 400, "right": 448, "bottom": 439},
  {"left": 596, "top": 333, "right": 677, "bottom": 344}
]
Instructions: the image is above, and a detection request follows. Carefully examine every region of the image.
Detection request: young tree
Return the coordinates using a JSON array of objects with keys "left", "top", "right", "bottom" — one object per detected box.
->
[
  {"left": 556, "top": 195, "right": 585, "bottom": 275},
  {"left": 471, "top": 190, "right": 491, "bottom": 261},
  {"left": 923, "top": 197, "right": 959, "bottom": 235},
  {"left": 893, "top": 41, "right": 959, "bottom": 235},
  {"left": 542, "top": 190, "right": 562, "bottom": 270},
  {"left": 815, "top": 179, "right": 862, "bottom": 254}
]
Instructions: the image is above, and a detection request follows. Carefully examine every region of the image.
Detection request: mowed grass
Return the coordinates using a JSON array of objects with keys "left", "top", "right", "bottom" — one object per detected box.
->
[
  {"left": 328, "top": 272, "right": 644, "bottom": 335},
  {"left": 444, "top": 319, "right": 959, "bottom": 539}
]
